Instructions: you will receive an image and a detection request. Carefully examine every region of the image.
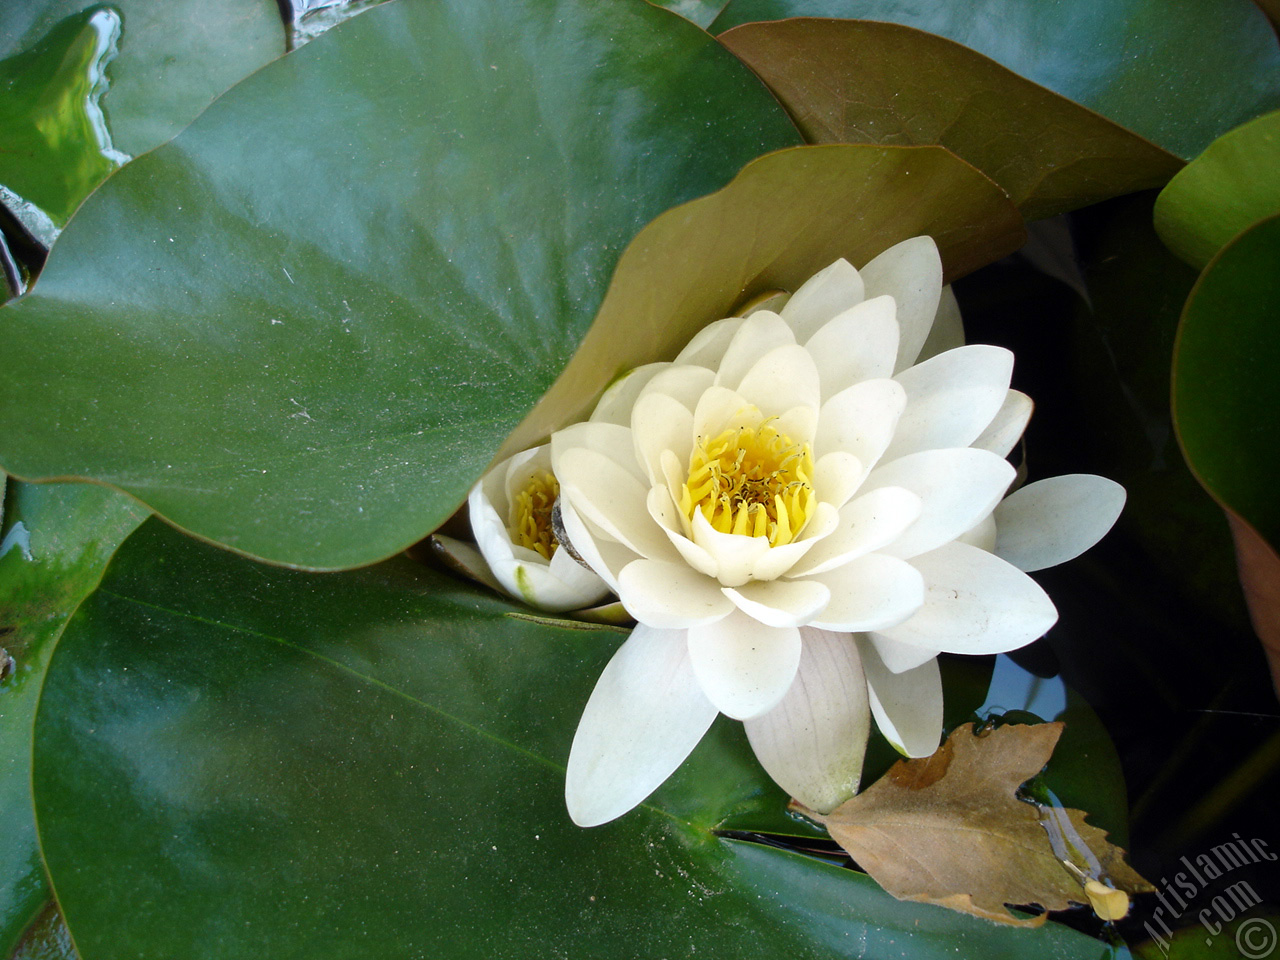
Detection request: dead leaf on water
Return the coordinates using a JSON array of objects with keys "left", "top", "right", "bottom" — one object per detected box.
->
[{"left": 812, "top": 722, "right": 1151, "bottom": 926}]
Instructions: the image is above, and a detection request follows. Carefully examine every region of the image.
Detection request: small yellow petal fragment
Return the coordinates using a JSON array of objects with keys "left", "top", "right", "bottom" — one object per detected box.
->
[
  {"left": 1084, "top": 880, "right": 1130, "bottom": 922},
  {"left": 513, "top": 471, "right": 559, "bottom": 560},
  {"left": 680, "top": 410, "right": 814, "bottom": 546}
]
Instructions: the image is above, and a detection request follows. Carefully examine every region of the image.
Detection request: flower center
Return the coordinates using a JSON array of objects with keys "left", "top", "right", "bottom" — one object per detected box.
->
[
  {"left": 513, "top": 471, "right": 560, "bottom": 560},
  {"left": 680, "top": 418, "right": 814, "bottom": 546}
]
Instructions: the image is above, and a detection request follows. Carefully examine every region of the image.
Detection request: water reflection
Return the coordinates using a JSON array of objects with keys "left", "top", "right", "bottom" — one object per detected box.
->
[{"left": 979, "top": 652, "right": 1069, "bottom": 721}]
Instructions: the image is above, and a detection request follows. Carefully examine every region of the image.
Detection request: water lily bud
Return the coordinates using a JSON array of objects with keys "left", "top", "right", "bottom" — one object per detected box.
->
[
  {"left": 553, "top": 238, "right": 1126, "bottom": 826},
  {"left": 467, "top": 444, "right": 611, "bottom": 612}
]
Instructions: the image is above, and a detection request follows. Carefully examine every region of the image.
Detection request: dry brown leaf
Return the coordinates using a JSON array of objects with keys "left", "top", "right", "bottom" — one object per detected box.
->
[{"left": 814, "top": 722, "right": 1151, "bottom": 927}]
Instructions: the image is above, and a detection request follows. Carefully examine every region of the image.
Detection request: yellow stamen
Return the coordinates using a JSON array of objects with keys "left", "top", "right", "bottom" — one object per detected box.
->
[
  {"left": 680, "top": 415, "right": 814, "bottom": 546},
  {"left": 513, "top": 471, "right": 559, "bottom": 560}
]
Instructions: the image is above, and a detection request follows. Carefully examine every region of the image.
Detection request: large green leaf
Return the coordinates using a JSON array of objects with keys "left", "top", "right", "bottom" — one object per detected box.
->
[
  {"left": 0, "top": 481, "right": 147, "bottom": 955},
  {"left": 717, "top": 19, "right": 1183, "bottom": 220},
  {"left": 710, "top": 0, "right": 1280, "bottom": 161},
  {"left": 33, "top": 519, "right": 1119, "bottom": 959},
  {"left": 503, "top": 142, "right": 1024, "bottom": 458},
  {"left": 0, "top": 0, "right": 800, "bottom": 571},
  {"left": 1154, "top": 110, "right": 1280, "bottom": 269},
  {"left": 1172, "top": 214, "right": 1280, "bottom": 549}
]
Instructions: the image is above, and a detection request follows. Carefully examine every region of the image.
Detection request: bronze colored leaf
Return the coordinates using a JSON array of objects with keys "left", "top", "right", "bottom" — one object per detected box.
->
[
  {"left": 816, "top": 723, "right": 1151, "bottom": 927},
  {"left": 719, "top": 19, "right": 1184, "bottom": 220}
]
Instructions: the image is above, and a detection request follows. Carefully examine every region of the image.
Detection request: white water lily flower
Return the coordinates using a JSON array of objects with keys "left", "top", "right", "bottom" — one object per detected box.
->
[
  {"left": 552, "top": 237, "right": 1125, "bottom": 827},
  {"left": 468, "top": 444, "right": 611, "bottom": 612}
]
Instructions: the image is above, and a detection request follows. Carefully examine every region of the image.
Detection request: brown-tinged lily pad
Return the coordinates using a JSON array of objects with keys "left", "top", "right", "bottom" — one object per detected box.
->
[{"left": 719, "top": 19, "right": 1184, "bottom": 221}]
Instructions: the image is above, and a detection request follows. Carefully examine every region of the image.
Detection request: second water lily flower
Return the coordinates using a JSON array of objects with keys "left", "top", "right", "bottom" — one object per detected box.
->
[
  {"left": 552, "top": 237, "right": 1125, "bottom": 827},
  {"left": 467, "top": 444, "right": 611, "bottom": 612}
]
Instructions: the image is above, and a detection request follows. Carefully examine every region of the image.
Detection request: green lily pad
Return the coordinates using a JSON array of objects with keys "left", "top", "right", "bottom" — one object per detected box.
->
[
  {"left": 34, "top": 519, "right": 1119, "bottom": 959},
  {"left": 718, "top": 19, "right": 1184, "bottom": 221},
  {"left": 649, "top": 0, "right": 733, "bottom": 29},
  {"left": 1155, "top": 110, "right": 1280, "bottom": 269},
  {"left": 502, "top": 142, "right": 1025, "bottom": 458},
  {"left": 7, "top": 903, "right": 76, "bottom": 960},
  {"left": 710, "top": 0, "right": 1280, "bottom": 161},
  {"left": 1172, "top": 214, "right": 1280, "bottom": 549},
  {"left": 0, "top": 0, "right": 800, "bottom": 571},
  {"left": 0, "top": 481, "right": 147, "bottom": 955}
]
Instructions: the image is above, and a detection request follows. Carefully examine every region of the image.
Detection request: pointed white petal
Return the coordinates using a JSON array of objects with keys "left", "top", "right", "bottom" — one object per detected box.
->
[
  {"left": 632, "top": 392, "right": 694, "bottom": 486},
  {"left": 865, "top": 632, "right": 941, "bottom": 673},
  {"left": 915, "top": 284, "right": 965, "bottom": 363},
  {"left": 804, "top": 295, "right": 900, "bottom": 400},
  {"left": 491, "top": 556, "right": 609, "bottom": 612},
  {"left": 772, "top": 403, "right": 819, "bottom": 447},
  {"left": 876, "top": 541, "right": 1059, "bottom": 655},
  {"left": 812, "top": 451, "right": 866, "bottom": 510},
  {"left": 957, "top": 512, "right": 997, "bottom": 552},
  {"left": 617, "top": 558, "right": 734, "bottom": 628},
  {"left": 744, "top": 628, "right": 870, "bottom": 813},
  {"left": 557, "top": 496, "right": 636, "bottom": 593},
  {"left": 692, "top": 385, "right": 756, "bottom": 442},
  {"left": 857, "top": 636, "right": 943, "bottom": 757},
  {"left": 546, "top": 545, "right": 613, "bottom": 605},
  {"left": 805, "top": 554, "right": 924, "bottom": 632},
  {"left": 884, "top": 345, "right": 1015, "bottom": 460},
  {"left": 814, "top": 378, "right": 906, "bottom": 464},
  {"left": 734, "top": 343, "right": 821, "bottom": 414},
  {"left": 864, "top": 448, "right": 1015, "bottom": 559},
  {"left": 566, "top": 625, "right": 718, "bottom": 826},
  {"left": 558, "top": 448, "right": 677, "bottom": 562},
  {"left": 780, "top": 258, "right": 866, "bottom": 341},
  {"left": 673, "top": 317, "right": 744, "bottom": 368},
  {"left": 994, "top": 474, "right": 1125, "bottom": 572},
  {"left": 688, "top": 611, "right": 802, "bottom": 720},
  {"left": 635, "top": 363, "right": 716, "bottom": 412},
  {"left": 690, "top": 510, "right": 771, "bottom": 587},
  {"left": 714, "top": 311, "right": 796, "bottom": 390},
  {"left": 723, "top": 577, "right": 831, "bottom": 628},
  {"left": 860, "top": 237, "right": 943, "bottom": 372},
  {"left": 750, "top": 502, "right": 838, "bottom": 582},
  {"left": 789, "top": 487, "right": 923, "bottom": 577},
  {"left": 551, "top": 421, "right": 646, "bottom": 485},
  {"left": 589, "top": 363, "right": 670, "bottom": 425},
  {"left": 742, "top": 290, "right": 790, "bottom": 317},
  {"left": 973, "top": 390, "right": 1033, "bottom": 457},
  {"left": 501, "top": 445, "right": 549, "bottom": 517}
]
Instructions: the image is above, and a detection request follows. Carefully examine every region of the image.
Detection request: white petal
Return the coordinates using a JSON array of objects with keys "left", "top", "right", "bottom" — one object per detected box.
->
[
  {"left": 780, "top": 258, "right": 866, "bottom": 342},
  {"left": 860, "top": 237, "right": 943, "bottom": 373},
  {"left": 812, "top": 451, "right": 866, "bottom": 511},
  {"left": 673, "top": 317, "right": 744, "bottom": 368},
  {"left": 724, "top": 578, "right": 831, "bottom": 628},
  {"left": 857, "top": 635, "right": 943, "bottom": 757},
  {"left": 566, "top": 625, "right": 718, "bottom": 826},
  {"left": 688, "top": 610, "right": 802, "bottom": 720},
  {"left": 744, "top": 628, "right": 870, "bottom": 813},
  {"left": 617, "top": 558, "right": 734, "bottom": 628},
  {"left": 957, "top": 512, "right": 997, "bottom": 552},
  {"left": 546, "top": 545, "right": 613, "bottom": 604},
  {"left": 750, "top": 502, "right": 839, "bottom": 582},
  {"left": 501, "top": 445, "right": 549, "bottom": 517},
  {"left": 557, "top": 496, "right": 636, "bottom": 593},
  {"left": 772, "top": 404, "right": 819, "bottom": 447},
  {"left": 632, "top": 392, "right": 694, "bottom": 486},
  {"left": 490, "top": 556, "right": 609, "bottom": 612},
  {"left": 973, "top": 390, "right": 1033, "bottom": 457},
  {"left": 690, "top": 510, "right": 771, "bottom": 587},
  {"left": 734, "top": 343, "right": 821, "bottom": 414},
  {"left": 590, "top": 363, "right": 670, "bottom": 426},
  {"left": 551, "top": 421, "right": 646, "bottom": 486},
  {"left": 814, "top": 378, "right": 906, "bottom": 464},
  {"left": 883, "top": 345, "right": 1015, "bottom": 460},
  {"left": 804, "top": 295, "right": 900, "bottom": 399},
  {"left": 635, "top": 364, "right": 716, "bottom": 412},
  {"left": 789, "top": 487, "right": 923, "bottom": 577},
  {"left": 865, "top": 632, "right": 941, "bottom": 673},
  {"left": 558, "top": 448, "right": 676, "bottom": 562},
  {"left": 914, "top": 284, "right": 965, "bottom": 363},
  {"left": 876, "top": 541, "right": 1059, "bottom": 655},
  {"left": 692, "top": 385, "right": 757, "bottom": 441},
  {"left": 804, "top": 554, "right": 925, "bottom": 632},
  {"left": 864, "top": 448, "right": 1015, "bottom": 559},
  {"left": 714, "top": 311, "right": 796, "bottom": 389},
  {"left": 994, "top": 474, "right": 1125, "bottom": 572},
  {"left": 433, "top": 532, "right": 506, "bottom": 595},
  {"left": 469, "top": 481, "right": 516, "bottom": 563}
]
